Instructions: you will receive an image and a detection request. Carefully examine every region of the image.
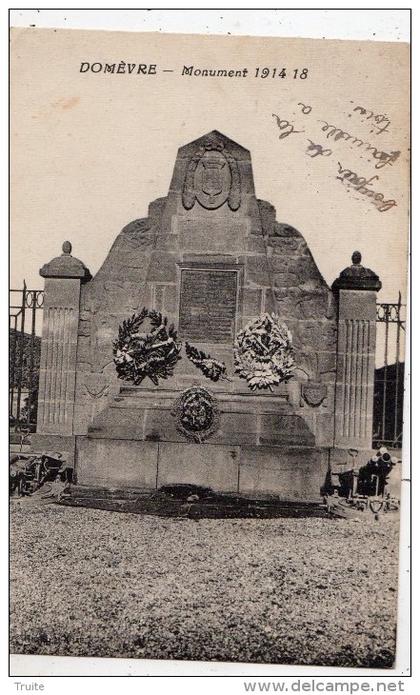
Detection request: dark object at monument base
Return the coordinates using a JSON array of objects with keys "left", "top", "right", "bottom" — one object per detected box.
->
[
  {"left": 9, "top": 452, "right": 71, "bottom": 497},
  {"left": 325, "top": 447, "right": 400, "bottom": 517},
  {"left": 336, "top": 449, "right": 396, "bottom": 499},
  {"left": 158, "top": 483, "right": 214, "bottom": 499},
  {"left": 59, "top": 484, "right": 328, "bottom": 519}
]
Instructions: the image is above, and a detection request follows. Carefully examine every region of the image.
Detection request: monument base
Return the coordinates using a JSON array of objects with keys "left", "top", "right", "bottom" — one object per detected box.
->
[
  {"left": 74, "top": 386, "right": 332, "bottom": 500},
  {"left": 75, "top": 437, "right": 329, "bottom": 501}
]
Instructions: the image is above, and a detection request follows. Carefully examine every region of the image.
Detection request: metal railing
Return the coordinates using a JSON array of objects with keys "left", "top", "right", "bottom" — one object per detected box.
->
[
  {"left": 9, "top": 283, "right": 44, "bottom": 430},
  {"left": 373, "top": 293, "right": 406, "bottom": 449}
]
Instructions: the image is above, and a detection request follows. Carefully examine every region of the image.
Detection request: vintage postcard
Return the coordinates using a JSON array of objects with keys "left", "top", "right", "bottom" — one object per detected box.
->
[{"left": 9, "top": 25, "right": 409, "bottom": 673}]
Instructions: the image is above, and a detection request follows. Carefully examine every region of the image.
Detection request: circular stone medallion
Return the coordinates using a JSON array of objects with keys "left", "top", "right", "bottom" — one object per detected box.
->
[{"left": 172, "top": 387, "right": 220, "bottom": 443}]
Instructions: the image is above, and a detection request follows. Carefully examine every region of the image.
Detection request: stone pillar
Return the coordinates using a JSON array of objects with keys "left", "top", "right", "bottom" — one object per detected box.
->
[
  {"left": 332, "top": 252, "right": 381, "bottom": 450},
  {"left": 32, "top": 242, "right": 91, "bottom": 458}
]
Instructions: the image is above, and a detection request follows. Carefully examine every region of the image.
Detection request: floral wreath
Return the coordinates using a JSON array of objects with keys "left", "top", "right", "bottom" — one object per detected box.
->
[
  {"left": 234, "top": 313, "right": 294, "bottom": 391},
  {"left": 113, "top": 308, "right": 182, "bottom": 386}
]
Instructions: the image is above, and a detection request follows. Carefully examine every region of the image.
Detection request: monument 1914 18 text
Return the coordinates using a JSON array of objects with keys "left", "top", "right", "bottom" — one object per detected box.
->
[{"left": 32, "top": 131, "right": 381, "bottom": 499}]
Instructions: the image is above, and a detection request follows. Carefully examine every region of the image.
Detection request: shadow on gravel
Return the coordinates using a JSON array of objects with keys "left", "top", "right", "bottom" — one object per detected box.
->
[{"left": 59, "top": 483, "right": 328, "bottom": 519}]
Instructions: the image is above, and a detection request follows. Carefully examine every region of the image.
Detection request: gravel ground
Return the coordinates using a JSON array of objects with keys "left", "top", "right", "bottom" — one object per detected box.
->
[{"left": 10, "top": 500, "right": 399, "bottom": 667}]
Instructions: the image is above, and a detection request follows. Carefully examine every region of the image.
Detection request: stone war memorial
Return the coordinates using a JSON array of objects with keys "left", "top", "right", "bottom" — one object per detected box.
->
[{"left": 33, "top": 130, "right": 382, "bottom": 500}]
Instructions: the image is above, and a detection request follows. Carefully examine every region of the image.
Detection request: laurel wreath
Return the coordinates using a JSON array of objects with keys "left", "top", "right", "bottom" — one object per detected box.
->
[
  {"left": 185, "top": 342, "right": 229, "bottom": 382},
  {"left": 234, "top": 313, "right": 294, "bottom": 391},
  {"left": 113, "top": 308, "right": 182, "bottom": 386}
]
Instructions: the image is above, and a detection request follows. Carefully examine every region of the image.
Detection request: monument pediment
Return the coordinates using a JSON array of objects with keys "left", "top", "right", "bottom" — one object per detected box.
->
[
  {"left": 176, "top": 130, "right": 251, "bottom": 160},
  {"left": 169, "top": 129, "right": 255, "bottom": 204}
]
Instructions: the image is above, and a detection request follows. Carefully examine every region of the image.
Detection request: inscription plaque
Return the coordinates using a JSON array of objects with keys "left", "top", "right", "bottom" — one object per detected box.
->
[{"left": 179, "top": 269, "right": 238, "bottom": 343}]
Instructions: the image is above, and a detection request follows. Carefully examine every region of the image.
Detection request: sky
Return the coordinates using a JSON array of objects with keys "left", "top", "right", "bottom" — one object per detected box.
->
[{"left": 11, "top": 28, "right": 409, "bottom": 310}]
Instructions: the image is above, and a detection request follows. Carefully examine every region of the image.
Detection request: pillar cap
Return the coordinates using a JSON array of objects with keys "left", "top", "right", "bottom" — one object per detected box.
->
[
  {"left": 332, "top": 251, "right": 381, "bottom": 292},
  {"left": 40, "top": 241, "right": 92, "bottom": 282}
]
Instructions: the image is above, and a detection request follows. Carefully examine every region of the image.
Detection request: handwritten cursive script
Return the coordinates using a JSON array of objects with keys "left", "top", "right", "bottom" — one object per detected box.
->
[
  {"left": 336, "top": 162, "right": 397, "bottom": 213},
  {"left": 319, "top": 122, "right": 400, "bottom": 169},
  {"left": 351, "top": 104, "right": 391, "bottom": 135},
  {"left": 306, "top": 140, "right": 332, "bottom": 158},
  {"left": 272, "top": 113, "right": 304, "bottom": 139}
]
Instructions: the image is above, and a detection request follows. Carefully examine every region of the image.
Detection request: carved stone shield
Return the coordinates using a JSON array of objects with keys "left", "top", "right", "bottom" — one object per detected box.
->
[
  {"left": 195, "top": 150, "right": 231, "bottom": 209},
  {"left": 301, "top": 382, "right": 327, "bottom": 407},
  {"left": 171, "top": 386, "right": 220, "bottom": 443},
  {"left": 182, "top": 142, "right": 241, "bottom": 211},
  {"left": 201, "top": 157, "right": 225, "bottom": 197}
]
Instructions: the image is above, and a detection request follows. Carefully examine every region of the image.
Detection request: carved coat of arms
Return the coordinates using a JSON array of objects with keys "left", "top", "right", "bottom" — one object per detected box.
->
[
  {"left": 172, "top": 386, "right": 220, "bottom": 443},
  {"left": 182, "top": 139, "right": 241, "bottom": 211}
]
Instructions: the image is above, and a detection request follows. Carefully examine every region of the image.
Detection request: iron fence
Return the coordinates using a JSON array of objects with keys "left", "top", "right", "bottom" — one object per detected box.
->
[
  {"left": 9, "top": 283, "right": 44, "bottom": 431},
  {"left": 373, "top": 293, "right": 406, "bottom": 449}
]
